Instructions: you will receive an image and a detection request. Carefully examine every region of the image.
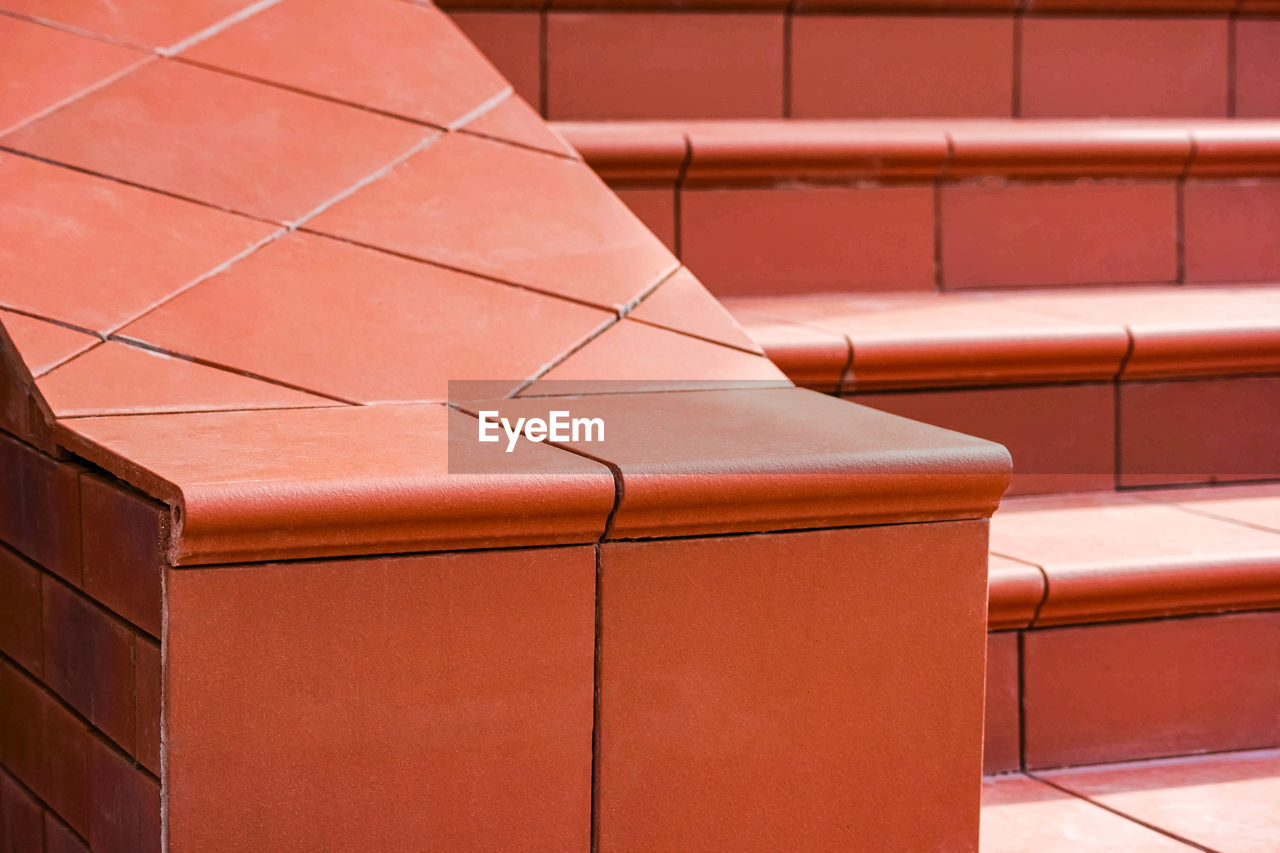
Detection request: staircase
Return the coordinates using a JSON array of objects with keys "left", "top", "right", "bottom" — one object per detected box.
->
[{"left": 447, "top": 0, "right": 1280, "bottom": 842}]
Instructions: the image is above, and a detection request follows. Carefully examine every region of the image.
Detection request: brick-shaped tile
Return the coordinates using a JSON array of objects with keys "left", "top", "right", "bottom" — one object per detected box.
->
[{"left": 80, "top": 473, "right": 166, "bottom": 638}]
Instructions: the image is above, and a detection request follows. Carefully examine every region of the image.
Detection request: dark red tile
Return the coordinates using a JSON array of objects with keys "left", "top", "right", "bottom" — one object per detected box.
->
[
  {"left": 118, "top": 232, "right": 613, "bottom": 403},
  {"left": 0, "top": 311, "right": 97, "bottom": 379},
  {"left": 545, "top": 12, "right": 783, "bottom": 119},
  {"left": 941, "top": 182, "right": 1177, "bottom": 287},
  {"left": 42, "top": 577, "right": 136, "bottom": 755},
  {"left": 682, "top": 185, "right": 936, "bottom": 295},
  {"left": 0, "top": 0, "right": 259, "bottom": 50},
  {"left": 28, "top": 674, "right": 92, "bottom": 837},
  {"left": 79, "top": 473, "right": 167, "bottom": 638},
  {"left": 1020, "top": 18, "right": 1229, "bottom": 117},
  {"left": 791, "top": 15, "right": 1013, "bottom": 118},
  {"left": 0, "top": 768, "right": 43, "bottom": 853},
  {"left": 0, "top": 435, "right": 82, "bottom": 585},
  {"left": 627, "top": 268, "right": 763, "bottom": 353},
  {"left": 984, "top": 630, "right": 1021, "bottom": 775},
  {"left": 0, "top": 547, "right": 43, "bottom": 677},
  {"left": 0, "top": 153, "right": 277, "bottom": 335},
  {"left": 460, "top": 96, "right": 577, "bottom": 159},
  {"left": 1237, "top": 21, "right": 1280, "bottom": 117},
  {"left": 447, "top": 11, "right": 541, "bottom": 106},
  {"left": 597, "top": 522, "right": 989, "bottom": 849},
  {"left": 133, "top": 637, "right": 161, "bottom": 776},
  {"left": 1023, "top": 611, "right": 1280, "bottom": 767},
  {"left": 43, "top": 814, "right": 90, "bottom": 853},
  {"left": 88, "top": 738, "right": 159, "bottom": 853},
  {"left": 308, "top": 132, "right": 678, "bottom": 310},
  {"left": 185, "top": 0, "right": 508, "bottom": 128},
  {"left": 4, "top": 60, "right": 429, "bottom": 223},
  {"left": 1184, "top": 179, "right": 1280, "bottom": 283},
  {"left": 0, "top": 17, "right": 144, "bottom": 137},
  {"left": 611, "top": 187, "right": 677, "bottom": 251},
  {"left": 165, "top": 547, "right": 595, "bottom": 850},
  {"left": 0, "top": 662, "right": 41, "bottom": 790}
]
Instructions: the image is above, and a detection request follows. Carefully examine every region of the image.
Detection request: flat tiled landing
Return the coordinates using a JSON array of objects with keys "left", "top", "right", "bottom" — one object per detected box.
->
[{"left": 982, "top": 749, "right": 1280, "bottom": 851}]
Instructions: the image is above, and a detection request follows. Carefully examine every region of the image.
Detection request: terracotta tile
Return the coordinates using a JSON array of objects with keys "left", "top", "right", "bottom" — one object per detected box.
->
[
  {"left": 1043, "top": 748, "right": 1280, "bottom": 851},
  {"left": 984, "top": 630, "right": 1021, "bottom": 774},
  {"left": 118, "top": 232, "right": 612, "bottom": 403},
  {"left": 681, "top": 185, "right": 936, "bottom": 295},
  {"left": 627, "top": 268, "right": 763, "bottom": 353},
  {"left": 1184, "top": 179, "right": 1280, "bottom": 282},
  {"left": 611, "top": 187, "right": 677, "bottom": 252},
  {"left": 0, "top": 153, "right": 277, "bottom": 334},
  {"left": 88, "top": 737, "right": 159, "bottom": 853},
  {"left": 1023, "top": 611, "right": 1280, "bottom": 767},
  {"left": 185, "top": 0, "right": 507, "bottom": 128},
  {"left": 8, "top": 668, "right": 92, "bottom": 837},
  {"left": 988, "top": 553, "right": 1046, "bottom": 630},
  {"left": 42, "top": 577, "right": 136, "bottom": 755},
  {"left": 308, "top": 132, "right": 677, "bottom": 310},
  {"left": 0, "top": 435, "right": 82, "bottom": 585},
  {"left": 79, "top": 473, "right": 167, "bottom": 638},
  {"left": 0, "top": 768, "right": 43, "bottom": 853},
  {"left": 1020, "top": 18, "right": 1229, "bottom": 117},
  {"left": 722, "top": 306, "right": 850, "bottom": 393},
  {"left": 4, "top": 60, "right": 429, "bottom": 223},
  {"left": 133, "top": 636, "right": 161, "bottom": 776},
  {"left": 0, "top": 17, "right": 144, "bottom": 137},
  {"left": 0, "top": 547, "right": 43, "bottom": 677},
  {"left": 1148, "top": 481, "right": 1280, "bottom": 533},
  {"left": 447, "top": 11, "right": 541, "bottom": 106},
  {"left": 941, "top": 182, "right": 1178, "bottom": 287},
  {"left": 545, "top": 12, "right": 784, "bottom": 119},
  {"left": 461, "top": 96, "right": 576, "bottom": 159},
  {"left": 852, "top": 384, "right": 1115, "bottom": 495},
  {"left": 44, "top": 814, "right": 90, "bottom": 853},
  {"left": 992, "top": 493, "right": 1280, "bottom": 624},
  {"left": 1120, "top": 377, "right": 1280, "bottom": 486},
  {"left": 791, "top": 16, "right": 1013, "bottom": 118},
  {"left": 979, "top": 774, "right": 1191, "bottom": 852},
  {"left": 598, "top": 522, "right": 989, "bottom": 850},
  {"left": 1236, "top": 21, "right": 1280, "bottom": 117},
  {"left": 946, "top": 120, "right": 1192, "bottom": 180},
  {"left": 165, "top": 547, "right": 594, "bottom": 850},
  {"left": 0, "top": 0, "right": 259, "bottom": 50},
  {"left": 0, "top": 311, "right": 97, "bottom": 379},
  {"left": 553, "top": 120, "right": 687, "bottom": 183},
  {"left": 0, "top": 662, "right": 37, "bottom": 788}
]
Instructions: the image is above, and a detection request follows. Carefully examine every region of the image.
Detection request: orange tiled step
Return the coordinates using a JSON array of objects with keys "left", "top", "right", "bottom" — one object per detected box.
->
[
  {"left": 983, "top": 485, "right": 1280, "bottom": 772},
  {"left": 554, "top": 119, "right": 1280, "bottom": 296}
]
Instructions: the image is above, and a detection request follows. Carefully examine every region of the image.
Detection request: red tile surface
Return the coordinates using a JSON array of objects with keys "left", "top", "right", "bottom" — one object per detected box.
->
[
  {"left": 545, "top": 12, "right": 784, "bottom": 119},
  {"left": 447, "top": 11, "right": 541, "bottom": 106},
  {"left": 185, "top": 0, "right": 508, "bottom": 128},
  {"left": 0, "top": 0, "right": 258, "bottom": 50},
  {"left": 44, "top": 813, "right": 90, "bottom": 853},
  {"left": 79, "top": 473, "right": 167, "bottom": 638},
  {"left": 992, "top": 493, "right": 1280, "bottom": 624},
  {"left": 0, "top": 17, "right": 144, "bottom": 136},
  {"left": 628, "top": 268, "right": 763, "bottom": 353},
  {"left": 308, "top": 133, "right": 678, "bottom": 310},
  {"left": 791, "top": 16, "right": 1013, "bottom": 118},
  {"left": 0, "top": 663, "right": 40, "bottom": 800},
  {"left": 0, "top": 154, "right": 277, "bottom": 335},
  {"left": 1236, "top": 21, "right": 1280, "bottom": 118},
  {"left": 1020, "top": 18, "right": 1229, "bottom": 117},
  {"left": 852, "top": 384, "right": 1115, "bottom": 495},
  {"left": 1043, "top": 748, "right": 1280, "bottom": 851},
  {"left": 42, "top": 578, "right": 136, "bottom": 754},
  {"left": 681, "top": 185, "right": 936, "bottom": 295},
  {"left": 1184, "top": 179, "right": 1280, "bottom": 282},
  {"left": 984, "top": 630, "right": 1021, "bottom": 774},
  {"left": 1119, "top": 376, "right": 1280, "bottom": 486},
  {"left": 946, "top": 120, "right": 1192, "bottom": 179},
  {"left": 597, "top": 522, "right": 988, "bottom": 850},
  {"left": 88, "top": 737, "right": 159, "bottom": 853},
  {"left": 0, "top": 547, "right": 43, "bottom": 677},
  {"left": 723, "top": 307, "right": 850, "bottom": 393},
  {"left": 0, "top": 312, "right": 97, "bottom": 379},
  {"left": 610, "top": 187, "right": 677, "bottom": 251},
  {"left": 988, "top": 553, "right": 1046, "bottom": 630},
  {"left": 118, "top": 232, "right": 612, "bottom": 404},
  {"left": 941, "top": 182, "right": 1178, "bottom": 287},
  {"left": 0, "top": 768, "right": 43, "bottom": 853},
  {"left": 461, "top": 96, "right": 577, "bottom": 159},
  {"left": 133, "top": 637, "right": 161, "bottom": 776},
  {"left": 4, "top": 60, "right": 429, "bottom": 223},
  {"left": 165, "top": 547, "right": 594, "bottom": 850},
  {"left": 1150, "top": 481, "right": 1280, "bottom": 533},
  {"left": 1023, "top": 611, "right": 1280, "bottom": 767},
  {"left": 0, "top": 435, "right": 82, "bottom": 585},
  {"left": 979, "top": 773, "right": 1192, "bottom": 851},
  {"left": 37, "top": 341, "right": 334, "bottom": 417}
]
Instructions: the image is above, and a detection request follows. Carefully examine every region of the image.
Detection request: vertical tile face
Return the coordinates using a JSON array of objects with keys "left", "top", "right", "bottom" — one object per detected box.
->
[
  {"left": 611, "top": 187, "right": 677, "bottom": 252},
  {"left": 0, "top": 548, "right": 43, "bottom": 677},
  {"left": 44, "top": 813, "right": 91, "bottom": 853},
  {"left": 1119, "top": 377, "right": 1280, "bottom": 487},
  {"left": 1236, "top": 20, "right": 1280, "bottom": 116},
  {"left": 597, "top": 521, "right": 989, "bottom": 851},
  {"left": 1020, "top": 18, "right": 1228, "bottom": 117},
  {"left": 448, "top": 11, "right": 543, "bottom": 107},
  {"left": 166, "top": 547, "right": 595, "bottom": 851},
  {"left": 1183, "top": 179, "right": 1280, "bottom": 283},
  {"left": 1023, "top": 611, "right": 1280, "bottom": 768},
  {"left": 88, "top": 738, "right": 160, "bottom": 853},
  {"left": 0, "top": 436, "right": 82, "bottom": 585},
  {"left": 941, "top": 182, "right": 1177, "bottom": 287},
  {"left": 984, "top": 631, "right": 1021, "bottom": 775},
  {"left": 0, "top": 768, "right": 44, "bottom": 853},
  {"left": 80, "top": 473, "right": 165, "bottom": 640},
  {"left": 791, "top": 16, "right": 1013, "bottom": 118},
  {"left": 546, "top": 13, "right": 784, "bottom": 119},
  {"left": 682, "top": 186, "right": 936, "bottom": 296},
  {"left": 133, "top": 637, "right": 161, "bottom": 776}
]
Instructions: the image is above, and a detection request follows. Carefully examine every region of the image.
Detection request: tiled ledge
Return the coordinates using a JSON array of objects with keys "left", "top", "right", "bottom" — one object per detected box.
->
[{"left": 439, "top": 0, "right": 1276, "bottom": 15}]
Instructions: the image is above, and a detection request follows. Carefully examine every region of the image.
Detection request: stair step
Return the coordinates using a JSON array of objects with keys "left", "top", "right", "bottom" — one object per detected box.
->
[{"left": 555, "top": 119, "right": 1280, "bottom": 295}]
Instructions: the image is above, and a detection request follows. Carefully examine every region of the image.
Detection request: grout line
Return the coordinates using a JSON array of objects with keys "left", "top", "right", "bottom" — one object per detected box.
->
[
  {"left": 161, "top": 0, "right": 286, "bottom": 56},
  {"left": 287, "top": 133, "right": 442, "bottom": 230},
  {"left": 0, "top": 762, "right": 91, "bottom": 850},
  {"left": 1112, "top": 330, "right": 1136, "bottom": 489},
  {"left": 590, "top": 542, "right": 604, "bottom": 853},
  {"left": 539, "top": 1, "right": 551, "bottom": 118},
  {"left": 1016, "top": 629, "right": 1028, "bottom": 770},
  {"left": 1011, "top": 7, "right": 1024, "bottom": 118},
  {"left": 57, "top": 402, "right": 344, "bottom": 420},
  {"left": 456, "top": 125, "right": 580, "bottom": 163},
  {"left": 625, "top": 315, "right": 769, "bottom": 355},
  {"left": 834, "top": 334, "right": 856, "bottom": 395},
  {"left": 0, "top": 304, "right": 103, "bottom": 340},
  {"left": 618, "top": 263, "right": 682, "bottom": 319},
  {"left": 447, "top": 86, "right": 514, "bottom": 131},
  {"left": 1156, "top": 501, "right": 1280, "bottom": 537},
  {"left": 781, "top": 0, "right": 796, "bottom": 118},
  {"left": 1227, "top": 13, "right": 1238, "bottom": 118},
  {"left": 507, "top": 315, "right": 624, "bottom": 398},
  {"left": 674, "top": 133, "right": 693, "bottom": 259},
  {"left": 0, "top": 8, "right": 152, "bottom": 52},
  {"left": 0, "top": 54, "right": 154, "bottom": 139}
]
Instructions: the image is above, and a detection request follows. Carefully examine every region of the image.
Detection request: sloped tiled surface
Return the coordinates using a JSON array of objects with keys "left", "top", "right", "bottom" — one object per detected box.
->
[
  {"left": 0, "top": 312, "right": 98, "bottom": 378},
  {"left": 0, "top": 0, "right": 260, "bottom": 51},
  {"left": 626, "top": 268, "right": 763, "bottom": 353},
  {"left": 460, "top": 95, "right": 578, "bottom": 159}
]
